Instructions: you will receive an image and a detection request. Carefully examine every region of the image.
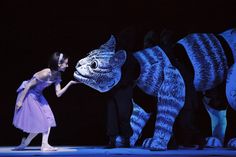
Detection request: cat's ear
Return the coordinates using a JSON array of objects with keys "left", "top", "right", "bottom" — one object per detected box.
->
[
  {"left": 231, "top": 29, "right": 236, "bottom": 35},
  {"left": 99, "top": 35, "right": 116, "bottom": 52},
  {"left": 109, "top": 50, "right": 126, "bottom": 67}
]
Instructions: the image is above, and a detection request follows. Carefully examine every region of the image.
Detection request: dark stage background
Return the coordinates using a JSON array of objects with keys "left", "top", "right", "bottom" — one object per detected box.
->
[{"left": 1, "top": 0, "right": 236, "bottom": 146}]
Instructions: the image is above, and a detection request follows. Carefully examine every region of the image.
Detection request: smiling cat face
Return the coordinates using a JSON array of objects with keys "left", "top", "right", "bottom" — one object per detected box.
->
[{"left": 74, "top": 35, "right": 127, "bottom": 92}]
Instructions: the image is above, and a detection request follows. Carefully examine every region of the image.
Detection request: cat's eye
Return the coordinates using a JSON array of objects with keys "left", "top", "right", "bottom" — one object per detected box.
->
[{"left": 90, "top": 61, "right": 98, "bottom": 69}]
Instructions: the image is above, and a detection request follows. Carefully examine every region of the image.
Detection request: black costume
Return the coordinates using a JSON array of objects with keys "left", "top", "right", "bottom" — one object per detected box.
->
[{"left": 106, "top": 53, "right": 139, "bottom": 147}]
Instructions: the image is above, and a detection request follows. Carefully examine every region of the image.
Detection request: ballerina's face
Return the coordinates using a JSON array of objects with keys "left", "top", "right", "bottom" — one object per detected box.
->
[{"left": 59, "top": 58, "right": 69, "bottom": 72}]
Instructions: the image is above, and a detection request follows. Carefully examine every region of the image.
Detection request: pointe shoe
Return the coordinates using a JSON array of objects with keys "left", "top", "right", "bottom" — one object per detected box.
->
[
  {"left": 41, "top": 144, "right": 58, "bottom": 152},
  {"left": 13, "top": 138, "right": 27, "bottom": 150}
]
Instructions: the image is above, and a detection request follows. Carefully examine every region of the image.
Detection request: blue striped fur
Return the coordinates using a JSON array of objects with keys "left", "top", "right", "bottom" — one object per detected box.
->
[
  {"left": 140, "top": 66, "right": 185, "bottom": 150},
  {"left": 132, "top": 47, "right": 185, "bottom": 150},
  {"left": 178, "top": 33, "right": 228, "bottom": 91},
  {"left": 176, "top": 29, "right": 236, "bottom": 149},
  {"left": 74, "top": 29, "right": 236, "bottom": 150},
  {"left": 74, "top": 36, "right": 186, "bottom": 150},
  {"left": 116, "top": 100, "right": 151, "bottom": 147},
  {"left": 133, "top": 46, "right": 172, "bottom": 96}
]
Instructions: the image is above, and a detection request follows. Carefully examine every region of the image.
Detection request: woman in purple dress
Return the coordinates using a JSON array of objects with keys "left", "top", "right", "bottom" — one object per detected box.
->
[{"left": 13, "top": 52, "right": 78, "bottom": 151}]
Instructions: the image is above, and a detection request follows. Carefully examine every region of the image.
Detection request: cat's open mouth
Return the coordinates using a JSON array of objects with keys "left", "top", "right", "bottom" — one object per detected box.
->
[
  {"left": 73, "top": 71, "right": 97, "bottom": 85},
  {"left": 74, "top": 71, "right": 80, "bottom": 76},
  {"left": 74, "top": 71, "right": 89, "bottom": 82}
]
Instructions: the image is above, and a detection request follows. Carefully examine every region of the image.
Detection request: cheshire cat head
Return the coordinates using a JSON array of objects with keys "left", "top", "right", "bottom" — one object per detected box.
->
[{"left": 74, "top": 35, "right": 127, "bottom": 92}]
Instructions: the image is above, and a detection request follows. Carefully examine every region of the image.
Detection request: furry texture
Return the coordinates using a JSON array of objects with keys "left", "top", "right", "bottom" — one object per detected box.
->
[
  {"left": 177, "top": 33, "right": 228, "bottom": 91},
  {"left": 74, "top": 36, "right": 185, "bottom": 150},
  {"left": 74, "top": 29, "right": 236, "bottom": 150},
  {"left": 177, "top": 29, "right": 236, "bottom": 149}
]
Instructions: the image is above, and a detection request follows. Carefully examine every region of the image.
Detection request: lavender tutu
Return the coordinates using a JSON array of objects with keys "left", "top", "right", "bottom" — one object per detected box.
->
[{"left": 13, "top": 76, "right": 61, "bottom": 133}]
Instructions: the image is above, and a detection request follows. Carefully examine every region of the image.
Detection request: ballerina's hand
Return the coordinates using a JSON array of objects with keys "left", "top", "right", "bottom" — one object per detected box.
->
[{"left": 70, "top": 80, "right": 80, "bottom": 85}]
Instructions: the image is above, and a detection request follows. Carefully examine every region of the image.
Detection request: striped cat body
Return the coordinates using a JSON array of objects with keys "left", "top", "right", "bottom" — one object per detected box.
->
[
  {"left": 177, "top": 29, "right": 236, "bottom": 111},
  {"left": 74, "top": 29, "right": 236, "bottom": 150},
  {"left": 74, "top": 36, "right": 185, "bottom": 150}
]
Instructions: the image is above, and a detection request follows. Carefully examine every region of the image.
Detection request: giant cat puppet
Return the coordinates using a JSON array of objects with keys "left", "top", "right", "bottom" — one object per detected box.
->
[{"left": 74, "top": 28, "right": 236, "bottom": 150}]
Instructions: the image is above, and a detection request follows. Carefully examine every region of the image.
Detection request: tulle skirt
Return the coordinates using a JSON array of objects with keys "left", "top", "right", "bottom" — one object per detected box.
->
[{"left": 13, "top": 81, "right": 56, "bottom": 133}]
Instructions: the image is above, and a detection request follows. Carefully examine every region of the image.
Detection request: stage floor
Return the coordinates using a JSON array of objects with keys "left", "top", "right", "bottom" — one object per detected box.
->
[{"left": 0, "top": 146, "right": 235, "bottom": 157}]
